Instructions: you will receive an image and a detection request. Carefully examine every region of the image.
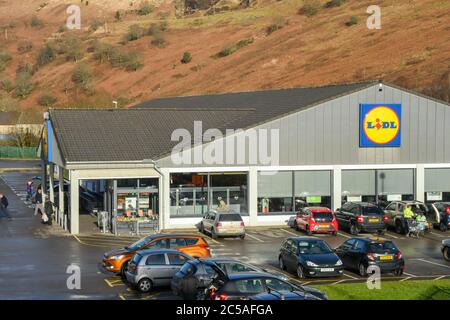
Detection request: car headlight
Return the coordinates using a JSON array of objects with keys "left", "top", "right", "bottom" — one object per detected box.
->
[
  {"left": 335, "top": 259, "right": 343, "bottom": 266},
  {"left": 109, "top": 255, "right": 124, "bottom": 260},
  {"left": 306, "top": 261, "right": 318, "bottom": 267}
]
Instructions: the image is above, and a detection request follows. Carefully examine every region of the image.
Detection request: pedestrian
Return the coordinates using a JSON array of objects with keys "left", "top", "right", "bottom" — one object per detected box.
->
[
  {"left": 0, "top": 193, "right": 12, "bottom": 220},
  {"left": 34, "top": 187, "right": 44, "bottom": 217},
  {"left": 26, "top": 181, "right": 33, "bottom": 201}
]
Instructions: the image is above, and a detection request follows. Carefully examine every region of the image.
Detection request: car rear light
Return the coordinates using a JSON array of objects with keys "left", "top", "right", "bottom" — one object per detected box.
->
[
  {"left": 216, "top": 222, "right": 222, "bottom": 228},
  {"left": 357, "top": 215, "right": 364, "bottom": 223},
  {"left": 240, "top": 222, "right": 245, "bottom": 227},
  {"left": 446, "top": 207, "right": 450, "bottom": 215},
  {"left": 395, "top": 252, "right": 402, "bottom": 259},
  {"left": 383, "top": 215, "right": 388, "bottom": 222},
  {"left": 367, "top": 253, "right": 376, "bottom": 261},
  {"left": 216, "top": 294, "right": 228, "bottom": 300}
]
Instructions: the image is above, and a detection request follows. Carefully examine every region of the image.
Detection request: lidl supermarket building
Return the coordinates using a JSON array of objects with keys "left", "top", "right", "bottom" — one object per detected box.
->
[{"left": 40, "top": 81, "right": 450, "bottom": 235}]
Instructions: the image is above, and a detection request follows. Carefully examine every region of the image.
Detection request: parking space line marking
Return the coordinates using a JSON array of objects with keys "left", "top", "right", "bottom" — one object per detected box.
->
[
  {"left": 384, "top": 232, "right": 399, "bottom": 239},
  {"left": 403, "top": 272, "right": 417, "bottom": 277},
  {"left": 331, "top": 279, "right": 347, "bottom": 285},
  {"left": 246, "top": 233, "right": 265, "bottom": 243},
  {"left": 279, "top": 228, "right": 298, "bottom": 236},
  {"left": 337, "top": 232, "right": 351, "bottom": 239},
  {"left": 118, "top": 294, "right": 126, "bottom": 300},
  {"left": 104, "top": 279, "right": 114, "bottom": 287},
  {"left": 415, "top": 258, "right": 450, "bottom": 269},
  {"left": 429, "top": 232, "right": 447, "bottom": 238},
  {"left": 400, "top": 277, "right": 412, "bottom": 282},
  {"left": 434, "top": 275, "right": 446, "bottom": 280},
  {"left": 343, "top": 273, "right": 358, "bottom": 279},
  {"left": 201, "top": 234, "right": 221, "bottom": 245}
]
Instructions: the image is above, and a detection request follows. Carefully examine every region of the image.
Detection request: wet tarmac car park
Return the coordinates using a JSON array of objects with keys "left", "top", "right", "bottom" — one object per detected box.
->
[{"left": 1, "top": 168, "right": 449, "bottom": 300}]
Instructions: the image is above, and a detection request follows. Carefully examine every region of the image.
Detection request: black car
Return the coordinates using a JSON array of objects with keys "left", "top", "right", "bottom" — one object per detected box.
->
[
  {"left": 442, "top": 239, "right": 450, "bottom": 261},
  {"left": 248, "top": 289, "right": 319, "bottom": 300},
  {"left": 334, "top": 237, "right": 404, "bottom": 276},
  {"left": 278, "top": 237, "right": 344, "bottom": 279},
  {"left": 428, "top": 202, "right": 450, "bottom": 232},
  {"left": 207, "top": 272, "right": 327, "bottom": 300},
  {"left": 335, "top": 202, "right": 386, "bottom": 235}
]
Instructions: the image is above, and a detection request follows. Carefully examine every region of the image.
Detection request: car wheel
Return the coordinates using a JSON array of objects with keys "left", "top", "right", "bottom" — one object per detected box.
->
[
  {"left": 350, "top": 223, "right": 359, "bottom": 235},
  {"left": 359, "top": 263, "right": 367, "bottom": 277},
  {"left": 439, "top": 222, "right": 448, "bottom": 232},
  {"left": 393, "top": 268, "right": 403, "bottom": 276},
  {"left": 395, "top": 220, "right": 404, "bottom": 234},
  {"left": 211, "top": 229, "right": 218, "bottom": 240},
  {"left": 444, "top": 247, "right": 450, "bottom": 262},
  {"left": 306, "top": 226, "right": 312, "bottom": 236},
  {"left": 239, "top": 234, "right": 245, "bottom": 240},
  {"left": 137, "top": 278, "right": 153, "bottom": 293},
  {"left": 296, "top": 265, "right": 305, "bottom": 279},
  {"left": 199, "top": 223, "right": 205, "bottom": 234},
  {"left": 279, "top": 257, "right": 286, "bottom": 271},
  {"left": 377, "top": 229, "right": 385, "bottom": 236},
  {"left": 120, "top": 261, "right": 129, "bottom": 277},
  {"left": 332, "top": 231, "right": 338, "bottom": 236}
]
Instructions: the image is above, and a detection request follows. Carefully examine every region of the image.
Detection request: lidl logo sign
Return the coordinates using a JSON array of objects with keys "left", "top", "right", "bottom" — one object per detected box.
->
[{"left": 360, "top": 104, "right": 401, "bottom": 147}]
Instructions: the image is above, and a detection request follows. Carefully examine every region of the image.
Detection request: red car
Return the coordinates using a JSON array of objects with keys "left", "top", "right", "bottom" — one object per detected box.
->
[{"left": 294, "top": 207, "right": 338, "bottom": 236}]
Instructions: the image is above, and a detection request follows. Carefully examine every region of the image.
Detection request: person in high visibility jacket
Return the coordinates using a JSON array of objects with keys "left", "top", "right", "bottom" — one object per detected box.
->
[{"left": 403, "top": 206, "right": 414, "bottom": 219}]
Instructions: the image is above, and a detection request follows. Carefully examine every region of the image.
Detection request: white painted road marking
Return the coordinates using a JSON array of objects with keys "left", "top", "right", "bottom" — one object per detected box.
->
[
  {"left": 403, "top": 272, "right": 417, "bottom": 277},
  {"left": 414, "top": 258, "right": 450, "bottom": 270},
  {"left": 429, "top": 232, "right": 447, "bottom": 238},
  {"left": 400, "top": 277, "right": 412, "bottom": 282},
  {"left": 338, "top": 232, "right": 351, "bottom": 239},
  {"left": 246, "top": 233, "right": 265, "bottom": 243},
  {"left": 343, "top": 273, "right": 358, "bottom": 279},
  {"left": 279, "top": 228, "right": 298, "bottom": 236}
]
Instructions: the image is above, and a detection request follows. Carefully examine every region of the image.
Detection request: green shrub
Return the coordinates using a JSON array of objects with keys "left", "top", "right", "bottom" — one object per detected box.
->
[
  {"left": 17, "top": 40, "right": 33, "bottom": 53},
  {"left": 16, "top": 63, "right": 35, "bottom": 76},
  {"left": 181, "top": 51, "right": 192, "bottom": 64},
  {"left": 299, "top": 0, "right": 321, "bottom": 17},
  {"left": 0, "top": 93, "right": 17, "bottom": 111},
  {"left": 0, "top": 77, "right": 14, "bottom": 93},
  {"left": 0, "top": 51, "right": 12, "bottom": 64},
  {"left": 30, "top": 15, "right": 43, "bottom": 28},
  {"left": 151, "top": 33, "right": 166, "bottom": 48},
  {"left": 89, "top": 19, "right": 103, "bottom": 32},
  {"left": 115, "top": 10, "right": 124, "bottom": 21},
  {"left": 346, "top": 16, "right": 359, "bottom": 26},
  {"left": 325, "top": 0, "right": 345, "bottom": 8},
  {"left": 38, "top": 92, "right": 57, "bottom": 107},
  {"left": 159, "top": 20, "right": 169, "bottom": 32},
  {"left": 14, "top": 72, "right": 34, "bottom": 99},
  {"left": 215, "top": 38, "right": 254, "bottom": 58},
  {"left": 266, "top": 17, "right": 288, "bottom": 35},
  {"left": 137, "top": 1, "right": 153, "bottom": 16},
  {"left": 36, "top": 44, "right": 55, "bottom": 67},
  {"left": 58, "top": 25, "right": 66, "bottom": 33},
  {"left": 92, "top": 41, "right": 115, "bottom": 63},
  {"left": 125, "top": 53, "right": 144, "bottom": 71},
  {"left": 61, "top": 36, "right": 83, "bottom": 62},
  {"left": 124, "top": 24, "right": 144, "bottom": 43},
  {"left": 71, "top": 62, "right": 93, "bottom": 90},
  {"left": 0, "top": 61, "right": 5, "bottom": 72}
]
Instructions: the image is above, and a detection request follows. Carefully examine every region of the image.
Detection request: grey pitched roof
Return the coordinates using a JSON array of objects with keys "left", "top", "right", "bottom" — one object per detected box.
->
[
  {"left": 0, "top": 112, "right": 20, "bottom": 125},
  {"left": 50, "top": 81, "right": 378, "bottom": 163}
]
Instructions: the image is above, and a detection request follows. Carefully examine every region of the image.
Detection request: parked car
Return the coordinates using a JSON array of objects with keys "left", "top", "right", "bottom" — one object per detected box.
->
[
  {"left": 293, "top": 207, "right": 338, "bottom": 236},
  {"left": 125, "top": 249, "right": 191, "bottom": 293},
  {"left": 171, "top": 257, "right": 287, "bottom": 300},
  {"left": 248, "top": 289, "right": 319, "bottom": 300},
  {"left": 278, "top": 237, "right": 344, "bottom": 279},
  {"left": 335, "top": 202, "right": 387, "bottom": 235},
  {"left": 207, "top": 272, "right": 327, "bottom": 300},
  {"left": 334, "top": 237, "right": 404, "bottom": 276},
  {"left": 199, "top": 209, "right": 245, "bottom": 239},
  {"left": 427, "top": 202, "right": 450, "bottom": 232},
  {"left": 442, "top": 239, "right": 450, "bottom": 261},
  {"left": 384, "top": 201, "right": 431, "bottom": 234},
  {"left": 102, "top": 233, "right": 211, "bottom": 276}
]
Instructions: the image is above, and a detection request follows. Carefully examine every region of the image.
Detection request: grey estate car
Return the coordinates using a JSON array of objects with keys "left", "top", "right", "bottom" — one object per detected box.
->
[
  {"left": 126, "top": 249, "right": 191, "bottom": 293},
  {"left": 199, "top": 209, "right": 246, "bottom": 239}
]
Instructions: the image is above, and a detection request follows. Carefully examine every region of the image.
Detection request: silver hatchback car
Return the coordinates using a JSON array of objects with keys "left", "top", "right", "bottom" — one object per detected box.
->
[
  {"left": 199, "top": 209, "right": 245, "bottom": 239},
  {"left": 126, "top": 249, "right": 191, "bottom": 293}
]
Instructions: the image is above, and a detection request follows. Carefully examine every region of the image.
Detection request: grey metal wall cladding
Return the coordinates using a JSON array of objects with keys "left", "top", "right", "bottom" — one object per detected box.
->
[
  {"left": 258, "top": 84, "right": 450, "bottom": 166},
  {"left": 258, "top": 171, "right": 292, "bottom": 197},
  {"left": 376, "top": 169, "right": 414, "bottom": 195},
  {"left": 342, "top": 170, "right": 376, "bottom": 195},
  {"left": 158, "top": 83, "right": 450, "bottom": 167},
  {"left": 425, "top": 168, "right": 450, "bottom": 192},
  {"left": 294, "top": 171, "right": 331, "bottom": 196}
]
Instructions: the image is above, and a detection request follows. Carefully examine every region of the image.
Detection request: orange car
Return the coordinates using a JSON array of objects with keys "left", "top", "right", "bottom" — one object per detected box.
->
[{"left": 102, "top": 233, "right": 211, "bottom": 275}]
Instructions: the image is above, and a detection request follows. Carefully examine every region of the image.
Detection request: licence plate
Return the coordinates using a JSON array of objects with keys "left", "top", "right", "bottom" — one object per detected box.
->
[
  {"left": 379, "top": 255, "right": 393, "bottom": 261},
  {"left": 320, "top": 268, "right": 334, "bottom": 272},
  {"left": 369, "top": 218, "right": 379, "bottom": 223},
  {"left": 319, "top": 224, "right": 330, "bottom": 229},
  {"left": 225, "top": 229, "right": 238, "bottom": 233}
]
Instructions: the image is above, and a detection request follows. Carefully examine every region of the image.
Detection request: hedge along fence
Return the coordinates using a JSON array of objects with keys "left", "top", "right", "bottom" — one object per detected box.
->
[{"left": 0, "top": 146, "right": 38, "bottom": 159}]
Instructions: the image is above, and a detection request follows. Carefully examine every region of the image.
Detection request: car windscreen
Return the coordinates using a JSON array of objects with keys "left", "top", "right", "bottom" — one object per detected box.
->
[
  {"left": 312, "top": 212, "right": 333, "bottom": 222},
  {"left": 297, "top": 240, "right": 333, "bottom": 254},
  {"left": 127, "top": 236, "right": 151, "bottom": 251},
  {"left": 218, "top": 214, "right": 243, "bottom": 222},
  {"left": 367, "top": 241, "right": 399, "bottom": 254},
  {"left": 362, "top": 206, "right": 384, "bottom": 215}
]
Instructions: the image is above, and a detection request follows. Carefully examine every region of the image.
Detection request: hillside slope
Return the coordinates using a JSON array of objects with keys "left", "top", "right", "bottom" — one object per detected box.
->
[{"left": 0, "top": 0, "right": 449, "bottom": 114}]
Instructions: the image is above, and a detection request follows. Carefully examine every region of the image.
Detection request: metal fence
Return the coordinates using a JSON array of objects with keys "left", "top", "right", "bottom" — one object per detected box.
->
[{"left": 0, "top": 146, "right": 38, "bottom": 159}]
